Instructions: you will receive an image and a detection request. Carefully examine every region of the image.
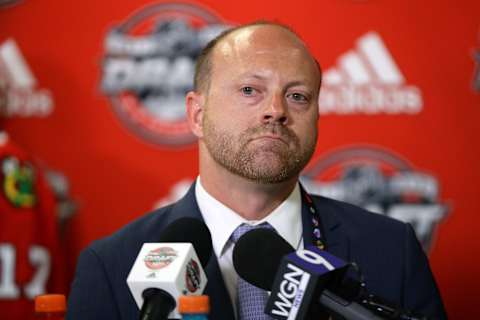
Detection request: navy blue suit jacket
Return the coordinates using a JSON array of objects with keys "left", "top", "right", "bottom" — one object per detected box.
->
[{"left": 67, "top": 184, "right": 447, "bottom": 319}]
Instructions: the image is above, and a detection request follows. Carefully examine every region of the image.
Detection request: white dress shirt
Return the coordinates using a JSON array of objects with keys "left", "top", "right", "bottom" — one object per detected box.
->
[{"left": 195, "top": 177, "right": 304, "bottom": 315}]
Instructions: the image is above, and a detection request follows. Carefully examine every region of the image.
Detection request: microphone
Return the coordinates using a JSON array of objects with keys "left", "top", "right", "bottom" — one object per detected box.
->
[
  {"left": 233, "top": 229, "right": 388, "bottom": 320},
  {"left": 127, "top": 218, "right": 213, "bottom": 320}
]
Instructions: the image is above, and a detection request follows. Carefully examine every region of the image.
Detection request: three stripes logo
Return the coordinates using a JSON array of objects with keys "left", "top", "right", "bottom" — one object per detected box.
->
[
  {"left": 319, "top": 32, "right": 423, "bottom": 115},
  {"left": 0, "top": 39, "right": 53, "bottom": 117}
]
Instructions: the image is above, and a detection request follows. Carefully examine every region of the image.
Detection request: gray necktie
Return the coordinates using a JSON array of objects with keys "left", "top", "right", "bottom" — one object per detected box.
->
[{"left": 231, "top": 223, "right": 275, "bottom": 320}]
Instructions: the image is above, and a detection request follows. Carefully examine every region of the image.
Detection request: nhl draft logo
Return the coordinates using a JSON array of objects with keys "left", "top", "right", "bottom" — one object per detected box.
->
[
  {"left": 101, "top": 2, "right": 230, "bottom": 146},
  {"left": 144, "top": 247, "right": 178, "bottom": 270},
  {"left": 301, "top": 146, "right": 449, "bottom": 252},
  {"left": 320, "top": 32, "right": 423, "bottom": 115}
]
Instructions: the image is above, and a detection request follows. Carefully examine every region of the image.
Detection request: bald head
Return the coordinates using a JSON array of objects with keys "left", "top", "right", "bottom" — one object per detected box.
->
[{"left": 194, "top": 21, "right": 322, "bottom": 93}]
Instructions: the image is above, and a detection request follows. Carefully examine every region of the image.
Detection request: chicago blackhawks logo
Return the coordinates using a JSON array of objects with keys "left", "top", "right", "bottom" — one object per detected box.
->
[
  {"left": 1, "top": 156, "right": 36, "bottom": 208},
  {"left": 301, "top": 145, "right": 449, "bottom": 252},
  {"left": 144, "top": 247, "right": 178, "bottom": 270},
  {"left": 101, "top": 2, "right": 230, "bottom": 146}
]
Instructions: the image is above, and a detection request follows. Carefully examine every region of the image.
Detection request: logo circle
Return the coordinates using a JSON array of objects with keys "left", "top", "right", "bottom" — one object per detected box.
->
[
  {"left": 144, "top": 247, "right": 178, "bottom": 270},
  {"left": 302, "top": 145, "right": 448, "bottom": 251},
  {"left": 101, "top": 2, "right": 230, "bottom": 147}
]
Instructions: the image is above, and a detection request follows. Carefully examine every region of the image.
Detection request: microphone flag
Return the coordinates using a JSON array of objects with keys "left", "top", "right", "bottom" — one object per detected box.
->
[
  {"left": 266, "top": 246, "right": 348, "bottom": 320},
  {"left": 127, "top": 243, "right": 207, "bottom": 319}
]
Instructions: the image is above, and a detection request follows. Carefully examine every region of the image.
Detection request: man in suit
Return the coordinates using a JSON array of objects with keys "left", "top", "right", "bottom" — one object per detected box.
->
[{"left": 67, "top": 21, "right": 447, "bottom": 319}]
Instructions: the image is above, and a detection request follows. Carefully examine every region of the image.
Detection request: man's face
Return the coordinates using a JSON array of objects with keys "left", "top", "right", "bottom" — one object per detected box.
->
[{"left": 200, "top": 25, "right": 320, "bottom": 184}]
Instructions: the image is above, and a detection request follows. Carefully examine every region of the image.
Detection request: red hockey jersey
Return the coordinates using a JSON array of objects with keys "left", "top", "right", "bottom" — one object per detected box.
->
[{"left": 0, "top": 132, "right": 67, "bottom": 319}]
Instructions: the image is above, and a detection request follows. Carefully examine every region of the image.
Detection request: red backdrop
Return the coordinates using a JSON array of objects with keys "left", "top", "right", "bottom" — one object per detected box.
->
[{"left": 1, "top": 0, "right": 479, "bottom": 318}]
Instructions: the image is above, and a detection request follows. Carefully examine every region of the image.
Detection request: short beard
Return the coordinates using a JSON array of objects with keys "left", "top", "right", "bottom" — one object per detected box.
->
[{"left": 202, "top": 114, "right": 316, "bottom": 184}]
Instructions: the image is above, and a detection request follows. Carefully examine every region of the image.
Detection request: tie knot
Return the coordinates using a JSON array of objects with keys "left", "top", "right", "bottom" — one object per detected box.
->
[{"left": 230, "top": 222, "right": 274, "bottom": 243}]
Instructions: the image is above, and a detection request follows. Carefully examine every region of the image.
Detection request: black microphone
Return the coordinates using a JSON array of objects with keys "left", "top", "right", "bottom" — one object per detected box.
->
[
  {"left": 127, "top": 217, "right": 213, "bottom": 320},
  {"left": 157, "top": 217, "right": 213, "bottom": 268},
  {"left": 233, "top": 229, "right": 388, "bottom": 320}
]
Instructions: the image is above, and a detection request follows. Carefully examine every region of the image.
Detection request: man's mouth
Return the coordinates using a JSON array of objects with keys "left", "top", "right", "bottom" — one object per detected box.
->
[{"left": 251, "top": 134, "right": 289, "bottom": 146}]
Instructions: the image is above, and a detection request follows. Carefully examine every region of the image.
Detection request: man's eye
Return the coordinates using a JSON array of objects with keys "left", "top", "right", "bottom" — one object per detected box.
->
[
  {"left": 289, "top": 93, "right": 308, "bottom": 102},
  {"left": 241, "top": 87, "right": 255, "bottom": 95}
]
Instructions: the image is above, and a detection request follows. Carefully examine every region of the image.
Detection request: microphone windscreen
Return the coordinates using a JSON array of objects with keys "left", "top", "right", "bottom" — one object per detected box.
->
[
  {"left": 232, "top": 228, "right": 294, "bottom": 290},
  {"left": 158, "top": 217, "right": 213, "bottom": 268}
]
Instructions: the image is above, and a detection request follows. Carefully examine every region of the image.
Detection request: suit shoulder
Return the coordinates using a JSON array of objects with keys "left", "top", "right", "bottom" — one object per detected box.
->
[{"left": 89, "top": 204, "right": 175, "bottom": 258}]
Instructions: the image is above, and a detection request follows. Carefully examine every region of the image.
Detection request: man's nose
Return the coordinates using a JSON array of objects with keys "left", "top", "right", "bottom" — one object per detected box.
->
[{"left": 262, "top": 94, "right": 288, "bottom": 125}]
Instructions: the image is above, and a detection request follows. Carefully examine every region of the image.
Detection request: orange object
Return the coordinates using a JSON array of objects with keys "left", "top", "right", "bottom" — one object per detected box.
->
[
  {"left": 178, "top": 295, "right": 210, "bottom": 314},
  {"left": 35, "top": 294, "right": 66, "bottom": 318}
]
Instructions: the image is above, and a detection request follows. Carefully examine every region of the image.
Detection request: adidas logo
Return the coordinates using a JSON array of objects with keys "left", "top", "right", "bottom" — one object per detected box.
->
[
  {"left": 319, "top": 32, "right": 423, "bottom": 115},
  {"left": 0, "top": 38, "right": 53, "bottom": 117}
]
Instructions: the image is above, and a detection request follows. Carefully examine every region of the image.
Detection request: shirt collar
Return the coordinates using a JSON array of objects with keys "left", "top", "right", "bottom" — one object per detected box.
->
[{"left": 195, "top": 177, "right": 302, "bottom": 258}]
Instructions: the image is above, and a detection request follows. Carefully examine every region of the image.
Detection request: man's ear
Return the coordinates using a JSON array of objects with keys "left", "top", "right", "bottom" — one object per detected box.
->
[{"left": 186, "top": 91, "right": 205, "bottom": 138}]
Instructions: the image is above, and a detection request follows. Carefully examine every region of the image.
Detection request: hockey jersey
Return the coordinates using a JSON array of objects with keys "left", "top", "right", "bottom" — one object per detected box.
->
[{"left": 0, "top": 131, "right": 67, "bottom": 319}]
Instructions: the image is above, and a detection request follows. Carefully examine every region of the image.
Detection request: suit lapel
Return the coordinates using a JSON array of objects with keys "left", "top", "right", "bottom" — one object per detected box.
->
[
  {"left": 204, "top": 255, "right": 236, "bottom": 319},
  {"left": 302, "top": 195, "right": 351, "bottom": 262},
  {"left": 169, "top": 183, "right": 236, "bottom": 319}
]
